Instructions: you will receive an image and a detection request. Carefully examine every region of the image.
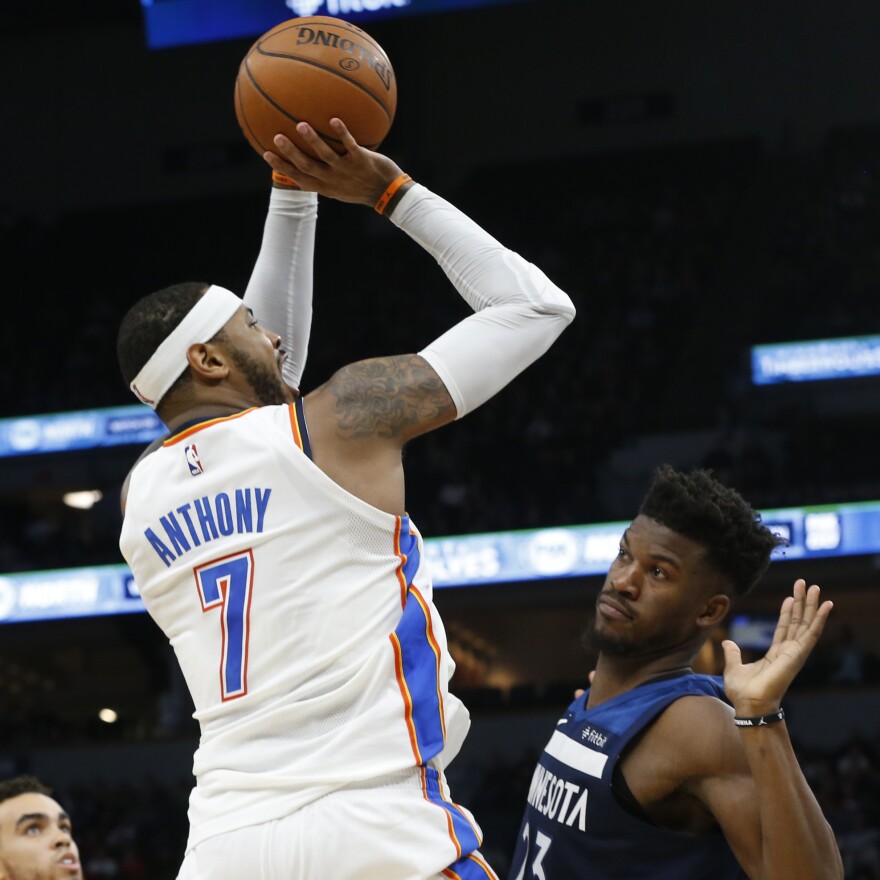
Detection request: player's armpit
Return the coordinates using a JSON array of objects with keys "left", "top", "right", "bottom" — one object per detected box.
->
[{"left": 320, "top": 354, "right": 457, "bottom": 443}]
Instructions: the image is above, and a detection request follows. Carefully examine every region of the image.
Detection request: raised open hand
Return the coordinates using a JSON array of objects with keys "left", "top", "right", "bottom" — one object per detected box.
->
[
  {"left": 721, "top": 579, "right": 833, "bottom": 717},
  {"left": 263, "top": 118, "right": 404, "bottom": 207}
]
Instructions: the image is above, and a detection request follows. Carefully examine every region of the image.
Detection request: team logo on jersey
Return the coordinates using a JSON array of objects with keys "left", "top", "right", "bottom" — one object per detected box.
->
[
  {"left": 185, "top": 444, "right": 204, "bottom": 476},
  {"left": 580, "top": 725, "right": 608, "bottom": 749}
]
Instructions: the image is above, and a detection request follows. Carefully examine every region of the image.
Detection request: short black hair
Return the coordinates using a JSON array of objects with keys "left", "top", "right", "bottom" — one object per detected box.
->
[
  {"left": 116, "top": 281, "right": 210, "bottom": 403},
  {"left": 0, "top": 776, "right": 52, "bottom": 807},
  {"left": 638, "top": 464, "right": 785, "bottom": 598}
]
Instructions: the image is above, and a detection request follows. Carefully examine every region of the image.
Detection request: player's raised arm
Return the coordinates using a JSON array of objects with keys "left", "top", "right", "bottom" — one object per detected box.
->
[
  {"left": 671, "top": 580, "right": 842, "bottom": 880},
  {"left": 242, "top": 176, "right": 317, "bottom": 395},
  {"left": 713, "top": 580, "right": 842, "bottom": 880},
  {"left": 264, "top": 119, "right": 576, "bottom": 448}
]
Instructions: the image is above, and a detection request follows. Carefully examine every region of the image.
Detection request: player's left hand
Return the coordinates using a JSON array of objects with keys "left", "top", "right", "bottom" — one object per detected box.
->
[
  {"left": 721, "top": 579, "right": 833, "bottom": 718},
  {"left": 263, "top": 118, "right": 403, "bottom": 207}
]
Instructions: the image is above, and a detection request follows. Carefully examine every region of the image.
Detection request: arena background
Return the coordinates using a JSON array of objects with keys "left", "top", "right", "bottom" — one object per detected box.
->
[{"left": 1, "top": 0, "right": 879, "bottom": 876}]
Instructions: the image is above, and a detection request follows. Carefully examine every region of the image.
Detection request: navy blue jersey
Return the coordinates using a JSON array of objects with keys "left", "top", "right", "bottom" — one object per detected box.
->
[{"left": 509, "top": 674, "right": 747, "bottom": 880}]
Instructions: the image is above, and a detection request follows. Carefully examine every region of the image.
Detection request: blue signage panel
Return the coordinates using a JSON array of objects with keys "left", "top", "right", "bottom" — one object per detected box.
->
[
  {"left": 0, "top": 406, "right": 164, "bottom": 458},
  {"left": 0, "top": 566, "right": 145, "bottom": 625},
  {"left": 424, "top": 522, "right": 628, "bottom": 588},
  {"left": 141, "top": 0, "right": 534, "bottom": 49},
  {"left": 2, "top": 498, "right": 879, "bottom": 623},
  {"left": 752, "top": 334, "right": 880, "bottom": 385}
]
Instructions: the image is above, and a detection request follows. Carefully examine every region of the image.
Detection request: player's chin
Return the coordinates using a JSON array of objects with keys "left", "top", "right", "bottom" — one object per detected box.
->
[
  {"left": 589, "top": 623, "right": 638, "bottom": 656},
  {"left": 251, "top": 382, "right": 292, "bottom": 407}
]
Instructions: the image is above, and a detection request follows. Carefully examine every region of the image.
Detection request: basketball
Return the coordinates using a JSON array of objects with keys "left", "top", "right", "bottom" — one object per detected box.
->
[{"left": 235, "top": 16, "right": 397, "bottom": 159}]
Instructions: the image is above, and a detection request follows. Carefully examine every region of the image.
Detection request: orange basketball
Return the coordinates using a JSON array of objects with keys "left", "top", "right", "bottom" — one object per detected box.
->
[{"left": 235, "top": 16, "right": 397, "bottom": 158}]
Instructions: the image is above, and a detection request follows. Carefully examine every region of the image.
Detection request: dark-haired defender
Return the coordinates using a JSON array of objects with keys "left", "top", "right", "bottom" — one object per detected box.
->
[
  {"left": 117, "top": 120, "right": 574, "bottom": 880},
  {"left": 510, "top": 466, "right": 842, "bottom": 880},
  {"left": 0, "top": 777, "right": 82, "bottom": 880}
]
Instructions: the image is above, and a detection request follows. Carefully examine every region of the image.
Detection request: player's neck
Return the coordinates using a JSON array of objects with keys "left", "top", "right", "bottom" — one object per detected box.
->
[
  {"left": 588, "top": 652, "right": 696, "bottom": 708},
  {"left": 163, "top": 402, "right": 254, "bottom": 432}
]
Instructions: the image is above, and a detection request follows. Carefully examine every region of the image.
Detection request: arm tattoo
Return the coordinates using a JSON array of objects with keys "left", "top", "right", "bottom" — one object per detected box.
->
[{"left": 328, "top": 355, "right": 455, "bottom": 440}]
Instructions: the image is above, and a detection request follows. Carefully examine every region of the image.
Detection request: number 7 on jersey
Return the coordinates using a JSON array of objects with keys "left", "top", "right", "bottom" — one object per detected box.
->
[{"left": 195, "top": 550, "right": 255, "bottom": 701}]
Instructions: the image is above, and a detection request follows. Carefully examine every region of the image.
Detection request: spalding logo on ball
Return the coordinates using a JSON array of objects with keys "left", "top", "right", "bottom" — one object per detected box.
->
[{"left": 235, "top": 16, "right": 397, "bottom": 158}]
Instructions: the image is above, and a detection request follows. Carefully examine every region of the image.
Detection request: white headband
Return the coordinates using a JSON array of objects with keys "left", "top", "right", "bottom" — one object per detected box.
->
[{"left": 130, "top": 285, "right": 243, "bottom": 409}]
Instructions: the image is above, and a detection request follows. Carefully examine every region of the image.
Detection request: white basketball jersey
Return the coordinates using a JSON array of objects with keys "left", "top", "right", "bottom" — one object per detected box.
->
[{"left": 119, "top": 401, "right": 470, "bottom": 849}]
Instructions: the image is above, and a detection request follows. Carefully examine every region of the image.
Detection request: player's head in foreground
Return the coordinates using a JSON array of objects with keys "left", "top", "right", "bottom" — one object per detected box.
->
[
  {"left": 117, "top": 281, "right": 293, "bottom": 421},
  {"left": 594, "top": 464, "right": 786, "bottom": 659},
  {"left": 0, "top": 776, "right": 82, "bottom": 880}
]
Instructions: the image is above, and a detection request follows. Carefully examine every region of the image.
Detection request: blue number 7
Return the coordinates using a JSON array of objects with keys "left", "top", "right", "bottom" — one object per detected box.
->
[{"left": 195, "top": 550, "right": 254, "bottom": 701}]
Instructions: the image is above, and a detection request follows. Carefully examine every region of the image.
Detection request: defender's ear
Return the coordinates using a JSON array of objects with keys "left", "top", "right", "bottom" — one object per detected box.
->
[{"left": 697, "top": 593, "right": 731, "bottom": 629}]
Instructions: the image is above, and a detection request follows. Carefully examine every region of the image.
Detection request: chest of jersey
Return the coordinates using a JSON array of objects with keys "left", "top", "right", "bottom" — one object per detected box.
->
[{"left": 511, "top": 676, "right": 746, "bottom": 880}]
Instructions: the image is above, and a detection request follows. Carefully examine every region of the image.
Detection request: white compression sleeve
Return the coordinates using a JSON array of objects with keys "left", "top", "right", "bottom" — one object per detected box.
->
[
  {"left": 389, "top": 183, "right": 576, "bottom": 418},
  {"left": 243, "top": 187, "right": 317, "bottom": 390}
]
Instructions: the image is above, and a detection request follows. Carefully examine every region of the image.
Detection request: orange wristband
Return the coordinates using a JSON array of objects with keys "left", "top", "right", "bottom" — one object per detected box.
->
[
  {"left": 272, "top": 170, "right": 299, "bottom": 189},
  {"left": 374, "top": 174, "right": 412, "bottom": 215}
]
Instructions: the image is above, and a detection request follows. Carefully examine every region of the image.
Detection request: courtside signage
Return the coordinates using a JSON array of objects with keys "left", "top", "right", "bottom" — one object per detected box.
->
[
  {"left": 0, "top": 567, "right": 144, "bottom": 625},
  {"left": 0, "top": 499, "right": 875, "bottom": 623},
  {"left": 0, "top": 406, "right": 164, "bottom": 458},
  {"left": 752, "top": 334, "right": 880, "bottom": 384}
]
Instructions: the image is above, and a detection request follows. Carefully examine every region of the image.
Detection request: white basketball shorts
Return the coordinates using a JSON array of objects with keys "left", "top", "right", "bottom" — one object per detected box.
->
[{"left": 175, "top": 766, "right": 499, "bottom": 880}]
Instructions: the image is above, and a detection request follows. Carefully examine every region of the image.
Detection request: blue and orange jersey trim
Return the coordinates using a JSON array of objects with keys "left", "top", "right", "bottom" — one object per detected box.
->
[
  {"left": 164, "top": 408, "right": 258, "bottom": 447},
  {"left": 394, "top": 516, "right": 420, "bottom": 610},
  {"left": 287, "top": 397, "right": 313, "bottom": 458},
  {"left": 412, "top": 587, "right": 447, "bottom": 743},
  {"left": 389, "top": 517, "right": 448, "bottom": 765},
  {"left": 418, "top": 766, "right": 495, "bottom": 879},
  {"left": 390, "top": 594, "right": 447, "bottom": 764},
  {"left": 390, "top": 631, "right": 421, "bottom": 763},
  {"left": 441, "top": 853, "right": 498, "bottom": 880}
]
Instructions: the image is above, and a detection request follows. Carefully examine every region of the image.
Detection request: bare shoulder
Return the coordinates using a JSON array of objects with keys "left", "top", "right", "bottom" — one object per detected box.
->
[
  {"left": 655, "top": 692, "right": 734, "bottom": 731},
  {"left": 623, "top": 696, "right": 747, "bottom": 798},
  {"left": 308, "top": 354, "right": 456, "bottom": 444},
  {"left": 621, "top": 694, "right": 751, "bottom": 834},
  {"left": 651, "top": 695, "right": 748, "bottom": 774}
]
